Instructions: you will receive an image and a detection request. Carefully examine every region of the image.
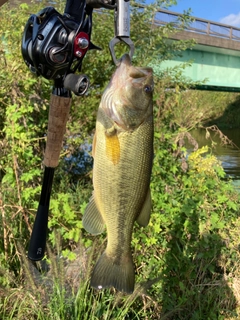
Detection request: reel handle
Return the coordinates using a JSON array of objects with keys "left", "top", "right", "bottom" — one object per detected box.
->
[{"left": 64, "top": 74, "right": 89, "bottom": 96}]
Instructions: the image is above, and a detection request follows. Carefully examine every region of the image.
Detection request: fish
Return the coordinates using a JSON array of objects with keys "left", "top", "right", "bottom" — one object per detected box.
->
[{"left": 82, "top": 53, "right": 154, "bottom": 294}]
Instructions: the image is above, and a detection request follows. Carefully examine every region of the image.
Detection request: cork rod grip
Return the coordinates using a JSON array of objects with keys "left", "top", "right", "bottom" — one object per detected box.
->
[{"left": 44, "top": 94, "right": 72, "bottom": 168}]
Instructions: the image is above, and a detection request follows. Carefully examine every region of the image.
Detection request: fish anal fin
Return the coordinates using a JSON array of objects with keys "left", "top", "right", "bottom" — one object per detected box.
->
[
  {"left": 82, "top": 195, "right": 105, "bottom": 235},
  {"left": 136, "top": 188, "right": 152, "bottom": 227},
  {"left": 91, "top": 251, "right": 135, "bottom": 294}
]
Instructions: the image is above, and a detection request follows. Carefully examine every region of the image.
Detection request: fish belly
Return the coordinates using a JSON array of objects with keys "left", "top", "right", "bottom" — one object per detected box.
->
[{"left": 94, "top": 111, "right": 153, "bottom": 252}]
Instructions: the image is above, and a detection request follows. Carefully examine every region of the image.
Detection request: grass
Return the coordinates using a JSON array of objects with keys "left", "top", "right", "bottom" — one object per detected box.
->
[
  {"left": 1, "top": 2, "right": 240, "bottom": 318},
  {"left": 0, "top": 241, "right": 152, "bottom": 320},
  {"left": 1, "top": 233, "right": 240, "bottom": 320},
  {"left": 1, "top": 83, "right": 240, "bottom": 318}
]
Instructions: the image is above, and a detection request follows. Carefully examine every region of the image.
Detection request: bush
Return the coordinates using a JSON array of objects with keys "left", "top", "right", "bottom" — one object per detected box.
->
[{"left": 1, "top": 1, "right": 240, "bottom": 319}]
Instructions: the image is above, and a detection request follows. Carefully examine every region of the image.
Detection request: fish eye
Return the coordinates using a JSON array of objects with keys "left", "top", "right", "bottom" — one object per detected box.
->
[{"left": 144, "top": 85, "right": 152, "bottom": 93}]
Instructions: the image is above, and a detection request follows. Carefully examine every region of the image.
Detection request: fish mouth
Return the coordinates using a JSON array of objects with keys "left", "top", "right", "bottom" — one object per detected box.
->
[
  {"left": 119, "top": 53, "right": 132, "bottom": 66},
  {"left": 119, "top": 54, "right": 152, "bottom": 79}
]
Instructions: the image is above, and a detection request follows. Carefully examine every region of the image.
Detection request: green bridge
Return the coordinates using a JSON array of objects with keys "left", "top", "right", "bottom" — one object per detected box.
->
[{"left": 152, "top": 8, "right": 240, "bottom": 92}]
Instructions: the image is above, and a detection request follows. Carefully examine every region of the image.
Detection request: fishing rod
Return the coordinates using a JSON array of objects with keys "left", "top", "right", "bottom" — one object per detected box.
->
[{"left": 21, "top": 0, "right": 100, "bottom": 261}]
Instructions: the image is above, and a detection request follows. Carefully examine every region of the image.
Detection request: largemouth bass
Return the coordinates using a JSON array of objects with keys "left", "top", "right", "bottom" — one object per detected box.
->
[{"left": 83, "top": 54, "right": 154, "bottom": 294}]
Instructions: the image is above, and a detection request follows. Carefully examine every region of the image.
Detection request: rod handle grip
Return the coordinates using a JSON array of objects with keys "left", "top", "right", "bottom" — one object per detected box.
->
[{"left": 44, "top": 94, "right": 71, "bottom": 168}]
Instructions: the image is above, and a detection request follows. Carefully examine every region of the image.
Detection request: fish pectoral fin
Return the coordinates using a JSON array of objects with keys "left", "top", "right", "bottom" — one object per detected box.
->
[
  {"left": 82, "top": 195, "right": 105, "bottom": 235},
  {"left": 105, "top": 130, "right": 120, "bottom": 165},
  {"left": 136, "top": 188, "right": 152, "bottom": 227}
]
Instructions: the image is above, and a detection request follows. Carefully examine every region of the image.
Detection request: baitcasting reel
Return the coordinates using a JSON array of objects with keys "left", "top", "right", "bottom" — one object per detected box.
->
[{"left": 21, "top": 1, "right": 99, "bottom": 95}]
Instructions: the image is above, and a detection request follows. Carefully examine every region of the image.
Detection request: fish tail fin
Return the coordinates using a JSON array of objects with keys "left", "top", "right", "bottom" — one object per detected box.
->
[{"left": 90, "top": 251, "right": 135, "bottom": 294}]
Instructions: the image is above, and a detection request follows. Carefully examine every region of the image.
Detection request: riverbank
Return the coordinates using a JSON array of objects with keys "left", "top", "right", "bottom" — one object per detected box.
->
[
  {"left": 166, "top": 88, "right": 240, "bottom": 185},
  {"left": 178, "top": 89, "right": 240, "bottom": 129}
]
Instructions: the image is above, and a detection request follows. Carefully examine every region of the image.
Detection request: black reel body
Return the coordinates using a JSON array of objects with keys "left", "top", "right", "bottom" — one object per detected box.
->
[
  {"left": 21, "top": 4, "right": 96, "bottom": 86},
  {"left": 22, "top": 7, "right": 72, "bottom": 79}
]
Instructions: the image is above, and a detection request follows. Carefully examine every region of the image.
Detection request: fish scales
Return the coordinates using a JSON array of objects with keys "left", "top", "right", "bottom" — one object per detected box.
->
[
  {"left": 94, "top": 111, "right": 153, "bottom": 252},
  {"left": 83, "top": 53, "right": 154, "bottom": 294}
]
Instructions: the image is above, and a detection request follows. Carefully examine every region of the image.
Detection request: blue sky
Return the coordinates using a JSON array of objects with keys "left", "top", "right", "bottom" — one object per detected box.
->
[{"left": 167, "top": 0, "right": 240, "bottom": 27}]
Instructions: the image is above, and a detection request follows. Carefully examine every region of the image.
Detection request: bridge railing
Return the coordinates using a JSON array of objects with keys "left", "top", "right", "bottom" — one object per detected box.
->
[{"left": 153, "top": 8, "right": 240, "bottom": 41}]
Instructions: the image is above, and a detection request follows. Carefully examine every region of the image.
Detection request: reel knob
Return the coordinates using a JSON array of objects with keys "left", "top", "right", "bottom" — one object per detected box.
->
[{"left": 63, "top": 73, "right": 90, "bottom": 96}]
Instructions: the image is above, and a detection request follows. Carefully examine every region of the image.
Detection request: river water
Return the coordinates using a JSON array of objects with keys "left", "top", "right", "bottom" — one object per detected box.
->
[{"left": 187, "top": 128, "right": 240, "bottom": 188}]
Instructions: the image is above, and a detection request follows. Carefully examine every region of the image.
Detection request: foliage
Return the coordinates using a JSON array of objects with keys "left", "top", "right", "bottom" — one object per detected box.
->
[
  {"left": 188, "top": 145, "right": 225, "bottom": 177},
  {"left": 157, "top": 88, "right": 240, "bottom": 130},
  {"left": 1, "top": 0, "right": 240, "bottom": 319},
  {"left": 134, "top": 134, "right": 240, "bottom": 319}
]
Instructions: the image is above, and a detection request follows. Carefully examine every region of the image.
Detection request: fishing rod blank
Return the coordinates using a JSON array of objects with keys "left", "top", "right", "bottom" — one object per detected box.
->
[{"left": 28, "top": 167, "right": 54, "bottom": 260}]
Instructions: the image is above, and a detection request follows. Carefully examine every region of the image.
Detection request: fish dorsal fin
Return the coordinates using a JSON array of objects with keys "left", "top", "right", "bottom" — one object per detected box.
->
[
  {"left": 136, "top": 188, "right": 152, "bottom": 227},
  {"left": 82, "top": 195, "right": 105, "bottom": 235}
]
